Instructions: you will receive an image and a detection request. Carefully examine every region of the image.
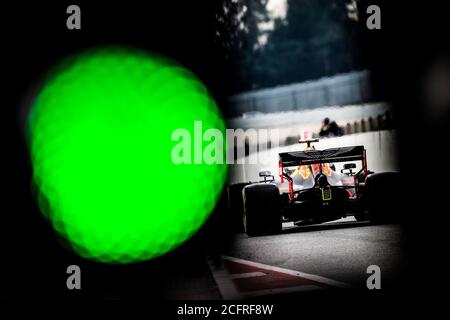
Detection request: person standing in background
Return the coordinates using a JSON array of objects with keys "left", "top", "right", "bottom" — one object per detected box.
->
[{"left": 319, "top": 117, "right": 343, "bottom": 137}]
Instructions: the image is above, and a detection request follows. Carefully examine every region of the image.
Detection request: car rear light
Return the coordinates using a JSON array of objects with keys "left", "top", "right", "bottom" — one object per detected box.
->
[{"left": 279, "top": 162, "right": 284, "bottom": 183}]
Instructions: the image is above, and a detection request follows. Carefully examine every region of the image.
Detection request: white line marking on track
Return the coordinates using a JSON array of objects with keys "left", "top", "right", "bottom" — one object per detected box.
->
[
  {"left": 242, "top": 285, "right": 323, "bottom": 298},
  {"left": 222, "top": 255, "right": 351, "bottom": 289},
  {"left": 204, "top": 254, "right": 241, "bottom": 300},
  {"left": 228, "top": 272, "right": 266, "bottom": 279}
]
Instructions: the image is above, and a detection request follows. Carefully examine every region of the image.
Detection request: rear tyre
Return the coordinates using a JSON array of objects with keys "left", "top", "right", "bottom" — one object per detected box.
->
[
  {"left": 227, "top": 183, "right": 251, "bottom": 233},
  {"left": 365, "top": 172, "right": 400, "bottom": 223},
  {"left": 243, "top": 183, "right": 282, "bottom": 236}
]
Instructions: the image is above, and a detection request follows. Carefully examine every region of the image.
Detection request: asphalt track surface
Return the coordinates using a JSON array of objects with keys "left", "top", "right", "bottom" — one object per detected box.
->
[{"left": 224, "top": 217, "right": 406, "bottom": 295}]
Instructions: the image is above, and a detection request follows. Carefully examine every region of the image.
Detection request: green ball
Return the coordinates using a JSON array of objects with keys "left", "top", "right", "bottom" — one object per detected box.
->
[{"left": 28, "top": 47, "right": 227, "bottom": 263}]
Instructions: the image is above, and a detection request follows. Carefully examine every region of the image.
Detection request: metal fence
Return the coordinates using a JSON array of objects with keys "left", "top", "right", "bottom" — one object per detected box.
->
[{"left": 229, "top": 70, "right": 372, "bottom": 116}]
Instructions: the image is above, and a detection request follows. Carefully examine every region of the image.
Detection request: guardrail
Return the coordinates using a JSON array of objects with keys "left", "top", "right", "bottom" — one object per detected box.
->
[
  {"left": 341, "top": 110, "right": 394, "bottom": 135},
  {"left": 239, "top": 109, "right": 395, "bottom": 156}
]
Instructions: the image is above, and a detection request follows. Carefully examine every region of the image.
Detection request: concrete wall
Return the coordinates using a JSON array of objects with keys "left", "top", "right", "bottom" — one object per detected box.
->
[
  {"left": 227, "top": 103, "right": 391, "bottom": 148},
  {"left": 228, "top": 130, "right": 398, "bottom": 184}
]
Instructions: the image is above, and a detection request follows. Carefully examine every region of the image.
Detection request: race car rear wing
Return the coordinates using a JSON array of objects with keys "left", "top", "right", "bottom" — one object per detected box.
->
[
  {"left": 279, "top": 145, "right": 365, "bottom": 167},
  {"left": 279, "top": 145, "right": 367, "bottom": 200}
]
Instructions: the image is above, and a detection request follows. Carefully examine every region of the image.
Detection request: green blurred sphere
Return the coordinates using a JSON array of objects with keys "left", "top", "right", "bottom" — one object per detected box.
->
[{"left": 28, "top": 47, "right": 227, "bottom": 263}]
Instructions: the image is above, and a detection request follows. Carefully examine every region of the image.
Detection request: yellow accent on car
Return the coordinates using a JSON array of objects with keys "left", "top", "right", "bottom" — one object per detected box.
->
[{"left": 322, "top": 188, "right": 332, "bottom": 201}]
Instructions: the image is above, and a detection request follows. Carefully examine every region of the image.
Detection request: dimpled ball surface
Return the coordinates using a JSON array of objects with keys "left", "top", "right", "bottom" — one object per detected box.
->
[{"left": 28, "top": 48, "right": 227, "bottom": 264}]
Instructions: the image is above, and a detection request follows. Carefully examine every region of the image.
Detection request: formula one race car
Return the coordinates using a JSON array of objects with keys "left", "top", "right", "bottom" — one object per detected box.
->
[{"left": 227, "top": 139, "right": 399, "bottom": 236}]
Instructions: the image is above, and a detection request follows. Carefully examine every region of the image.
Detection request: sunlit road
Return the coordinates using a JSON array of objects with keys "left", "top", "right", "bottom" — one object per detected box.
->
[{"left": 226, "top": 217, "right": 406, "bottom": 289}]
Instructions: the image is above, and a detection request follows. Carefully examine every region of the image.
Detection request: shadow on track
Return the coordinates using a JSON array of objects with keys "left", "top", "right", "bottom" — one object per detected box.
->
[{"left": 280, "top": 220, "right": 372, "bottom": 235}]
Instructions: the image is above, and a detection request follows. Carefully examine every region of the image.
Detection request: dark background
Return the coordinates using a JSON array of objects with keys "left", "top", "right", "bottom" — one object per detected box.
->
[
  {"left": 1, "top": 0, "right": 448, "bottom": 308},
  {"left": 3, "top": 1, "right": 236, "bottom": 300}
]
